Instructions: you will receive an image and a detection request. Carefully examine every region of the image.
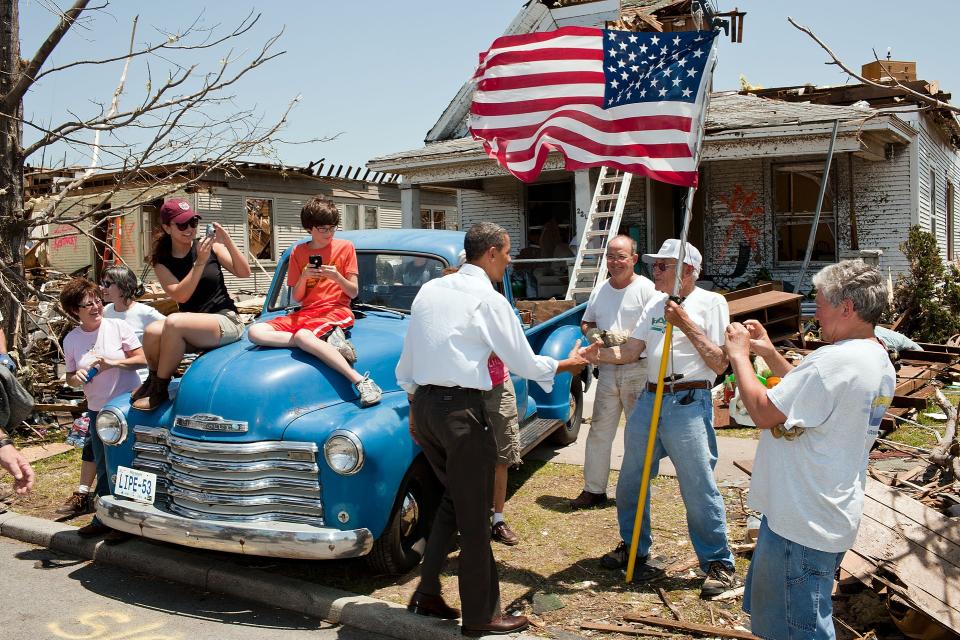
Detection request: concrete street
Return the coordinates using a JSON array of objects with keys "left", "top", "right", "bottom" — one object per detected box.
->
[{"left": 0, "top": 538, "right": 390, "bottom": 640}]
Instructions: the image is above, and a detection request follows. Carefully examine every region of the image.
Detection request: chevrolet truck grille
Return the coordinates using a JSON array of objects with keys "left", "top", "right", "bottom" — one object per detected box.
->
[{"left": 131, "top": 426, "right": 323, "bottom": 525}]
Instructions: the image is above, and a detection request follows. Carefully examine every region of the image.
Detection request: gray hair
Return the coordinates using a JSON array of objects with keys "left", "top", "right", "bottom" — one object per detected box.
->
[
  {"left": 811, "top": 259, "right": 888, "bottom": 325},
  {"left": 464, "top": 222, "right": 507, "bottom": 261},
  {"left": 102, "top": 265, "right": 139, "bottom": 301},
  {"left": 608, "top": 234, "right": 637, "bottom": 256}
]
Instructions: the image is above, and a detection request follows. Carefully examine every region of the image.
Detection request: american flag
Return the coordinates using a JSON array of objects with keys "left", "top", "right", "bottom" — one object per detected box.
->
[{"left": 469, "top": 27, "right": 717, "bottom": 187}]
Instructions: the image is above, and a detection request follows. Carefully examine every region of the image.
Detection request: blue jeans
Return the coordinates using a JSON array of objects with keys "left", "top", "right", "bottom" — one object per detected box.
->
[
  {"left": 86, "top": 410, "right": 110, "bottom": 526},
  {"left": 744, "top": 517, "right": 844, "bottom": 640},
  {"left": 616, "top": 388, "right": 733, "bottom": 572}
]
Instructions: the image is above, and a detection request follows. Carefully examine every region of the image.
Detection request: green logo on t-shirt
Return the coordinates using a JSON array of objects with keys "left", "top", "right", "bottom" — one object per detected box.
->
[{"left": 651, "top": 316, "right": 667, "bottom": 333}]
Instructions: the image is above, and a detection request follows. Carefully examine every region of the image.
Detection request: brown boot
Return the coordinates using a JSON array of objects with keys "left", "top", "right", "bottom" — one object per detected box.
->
[
  {"left": 131, "top": 377, "right": 170, "bottom": 411},
  {"left": 131, "top": 371, "right": 156, "bottom": 402}
]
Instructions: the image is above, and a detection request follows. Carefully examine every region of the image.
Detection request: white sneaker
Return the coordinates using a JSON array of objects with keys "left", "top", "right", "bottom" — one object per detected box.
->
[
  {"left": 327, "top": 327, "right": 357, "bottom": 363},
  {"left": 355, "top": 373, "right": 382, "bottom": 407}
]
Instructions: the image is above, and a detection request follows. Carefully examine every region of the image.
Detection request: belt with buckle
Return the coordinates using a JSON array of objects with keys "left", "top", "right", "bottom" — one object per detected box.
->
[{"left": 646, "top": 380, "right": 711, "bottom": 393}]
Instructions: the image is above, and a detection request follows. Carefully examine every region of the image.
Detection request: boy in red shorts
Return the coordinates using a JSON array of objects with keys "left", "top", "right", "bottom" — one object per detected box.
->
[{"left": 248, "top": 196, "right": 381, "bottom": 406}]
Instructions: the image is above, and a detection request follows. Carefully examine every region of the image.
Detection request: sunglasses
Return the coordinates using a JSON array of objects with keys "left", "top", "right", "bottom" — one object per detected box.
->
[
  {"left": 652, "top": 261, "right": 677, "bottom": 272},
  {"left": 77, "top": 298, "right": 103, "bottom": 309},
  {"left": 174, "top": 217, "right": 201, "bottom": 231}
]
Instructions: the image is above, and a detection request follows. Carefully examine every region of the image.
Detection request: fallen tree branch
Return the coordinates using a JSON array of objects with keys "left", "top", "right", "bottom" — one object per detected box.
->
[
  {"left": 623, "top": 614, "right": 759, "bottom": 640},
  {"left": 930, "top": 389, "right": 960, "bottom": 478},
  {"left": 656, "top": 587, "right": 682, "bottom": 621}
]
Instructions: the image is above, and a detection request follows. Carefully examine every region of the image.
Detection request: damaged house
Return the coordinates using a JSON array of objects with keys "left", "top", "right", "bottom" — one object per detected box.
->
[
  {"left": 367, "top": 0, "right": 960, "bottom": 295},
  {"left": 30, "top": 162, "right": 457, "bottom": 296}
]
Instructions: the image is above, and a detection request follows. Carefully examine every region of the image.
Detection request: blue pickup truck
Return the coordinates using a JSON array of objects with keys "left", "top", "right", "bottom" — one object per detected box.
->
[{"left": 94, "top": 229, "right": 588, "bottom": 573}]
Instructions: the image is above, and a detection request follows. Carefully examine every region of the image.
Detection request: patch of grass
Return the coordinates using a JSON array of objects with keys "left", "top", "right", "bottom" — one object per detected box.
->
[
  {"left": 0, "top": 446, "right": 88, "bottom": 523},
  {"left": 714, "top": 427, "right": 759, "bottom": 440}
]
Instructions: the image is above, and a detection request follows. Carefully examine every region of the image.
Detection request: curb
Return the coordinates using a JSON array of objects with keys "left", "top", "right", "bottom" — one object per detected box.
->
[{"left": 0, "top": 511, "right": 539, "bottom": 640}]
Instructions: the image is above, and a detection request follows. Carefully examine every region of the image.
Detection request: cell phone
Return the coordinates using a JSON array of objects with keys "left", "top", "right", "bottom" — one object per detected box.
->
[
  {"left": 309, "top": 255, "right": 323, "bottom": 268},
  {"left": 205, "top": 223, "right": 216, "bottom": 239}
]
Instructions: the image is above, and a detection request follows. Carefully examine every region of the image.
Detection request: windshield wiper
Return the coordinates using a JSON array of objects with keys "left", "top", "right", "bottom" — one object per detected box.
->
[{"left": 354, "top": 302, "right": 407, "bottom": 318}]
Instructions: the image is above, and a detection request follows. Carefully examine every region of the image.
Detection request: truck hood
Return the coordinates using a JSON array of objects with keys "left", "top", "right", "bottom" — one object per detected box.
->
[{"left": 168, "top": 311, "right": 409, "bottom": 441}]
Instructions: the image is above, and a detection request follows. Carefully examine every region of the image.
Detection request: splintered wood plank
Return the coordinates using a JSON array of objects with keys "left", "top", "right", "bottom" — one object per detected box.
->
[
  {"left": 20, "top": 442, "right": 72, "bottom": 463},
  {"left": 623, "top": 614, "right": 759, "bottom": 640},
  {"left": 580, "top": 622, "right": 673, "bottom": 637},
  {"left": 864, "top": 478, "right": 960, "bottom": 548}
]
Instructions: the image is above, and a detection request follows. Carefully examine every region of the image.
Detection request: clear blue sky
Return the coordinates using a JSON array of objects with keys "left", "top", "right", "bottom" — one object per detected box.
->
[{"left": 21, "top": 1, "right": 960, "bottom": 172}]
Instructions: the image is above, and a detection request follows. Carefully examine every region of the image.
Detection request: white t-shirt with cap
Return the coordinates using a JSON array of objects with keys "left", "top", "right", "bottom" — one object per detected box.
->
[{"left": 631, "top": 287, "right": 728, "bottom": 384}]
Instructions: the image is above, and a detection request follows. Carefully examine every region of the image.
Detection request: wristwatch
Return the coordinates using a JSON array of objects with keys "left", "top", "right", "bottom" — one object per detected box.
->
[{"left": 0, "top": 437, "right": 13, "bottom": 449}]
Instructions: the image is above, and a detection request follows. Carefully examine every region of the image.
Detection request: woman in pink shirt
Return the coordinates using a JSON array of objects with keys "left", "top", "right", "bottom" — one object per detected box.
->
[{"left": 60, "top": 278, "right": 145, "bottom": 539}]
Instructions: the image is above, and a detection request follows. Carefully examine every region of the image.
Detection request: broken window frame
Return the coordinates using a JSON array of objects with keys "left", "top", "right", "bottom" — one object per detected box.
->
[
  {"left": 420, "top": 208, "right": 446, "bottom": 230},
  {"left": 772, "top": 163, "right": 838, "bottom": 265},
  {"left": 245, "top": 197, "right": 276, "bottom": 263},
  {"left": 342, "top": 204, "right": 379, "bottom": 230}
]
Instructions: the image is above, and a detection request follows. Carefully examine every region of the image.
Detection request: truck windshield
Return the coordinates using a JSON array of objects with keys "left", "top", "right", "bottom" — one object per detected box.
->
[{"left": 268, "top": 251, "right": 447, "bottom": 313}]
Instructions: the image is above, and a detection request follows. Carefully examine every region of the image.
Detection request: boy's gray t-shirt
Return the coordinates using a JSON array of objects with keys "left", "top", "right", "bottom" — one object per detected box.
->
[{"left": 749, "top": 338, "right": 895, "bottom": 552}]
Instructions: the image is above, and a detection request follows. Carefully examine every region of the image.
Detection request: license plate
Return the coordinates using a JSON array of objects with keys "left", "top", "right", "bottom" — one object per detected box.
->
[{"left": 114, "top": 466, "right": 157, "bottom": 504}]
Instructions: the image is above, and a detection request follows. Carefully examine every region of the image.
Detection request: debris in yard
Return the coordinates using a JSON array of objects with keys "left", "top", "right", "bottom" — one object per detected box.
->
[
  {"left": 622, "top": 613, "right": 759, "bottom": 639},
  {"left": 532, "top": 592, "right": 565, "bottom": 614},
  {"left": 580, "top": 621, "right": 673, "bottom": 637},
  {"left": 655, "top": 587, "right": 682, "bottom": 621}
]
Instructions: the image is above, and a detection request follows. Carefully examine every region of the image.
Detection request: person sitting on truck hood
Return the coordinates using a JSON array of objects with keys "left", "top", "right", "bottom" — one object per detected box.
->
[
  {"left": 132, "top": 199, "right": 251, "bottom": 411},
  {"left": 247, "top": 196, "right": 382, "bottom": 407}
]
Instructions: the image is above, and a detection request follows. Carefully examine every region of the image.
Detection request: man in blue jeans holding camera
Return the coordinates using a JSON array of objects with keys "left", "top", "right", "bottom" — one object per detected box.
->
[
  {"left": 587, "top": 239, "right": 738, "bottom": 599},
  {"left": 726, "top": 259, "right": 895, "bottom": 639}
]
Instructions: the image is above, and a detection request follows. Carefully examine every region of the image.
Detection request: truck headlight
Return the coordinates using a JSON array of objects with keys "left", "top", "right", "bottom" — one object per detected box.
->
[
  {"left": 324, "top": 430, "right": 364, "bottom": 475},
  {"left": 96, "top": 409, "right": 127, "bottom": 446}
]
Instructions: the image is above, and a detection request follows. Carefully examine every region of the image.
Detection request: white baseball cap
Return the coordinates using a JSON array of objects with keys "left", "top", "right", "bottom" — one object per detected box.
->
[{"left": 641, "top": 239, "right": 702, "bottom": 270}]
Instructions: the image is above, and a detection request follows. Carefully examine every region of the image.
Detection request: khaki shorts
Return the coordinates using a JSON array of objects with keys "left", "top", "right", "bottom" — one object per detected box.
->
[
  {"left": 215, "top": 310, "right": 244, "bottom": 346},
  {"left": 184, "top": 310, "right": 244, "bottom": 352},
  {"left": 485, "top": 377, "right": 521, "bottom": 467}
]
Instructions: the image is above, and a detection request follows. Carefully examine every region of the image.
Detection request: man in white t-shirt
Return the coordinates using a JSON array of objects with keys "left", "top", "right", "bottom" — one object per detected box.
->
[
  {"left": 588, "top": 239, "right": 737, "bottom": 599},
  {"left": 571, "top": 235, "right": 655, "bottom": 509},
  {"left": 726, "top": 259, "right": 895, "bottom": 640}
]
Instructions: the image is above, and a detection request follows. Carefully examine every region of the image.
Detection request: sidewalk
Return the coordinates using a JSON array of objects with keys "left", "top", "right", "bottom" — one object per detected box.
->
[{"left": 530, "top": 381, "right": 757, "bottom": 484}]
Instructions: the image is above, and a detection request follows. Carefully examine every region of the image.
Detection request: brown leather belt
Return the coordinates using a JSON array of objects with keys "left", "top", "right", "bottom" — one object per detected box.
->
[{"left": 646, "top": 380, "right": 711, "bottom": 393}]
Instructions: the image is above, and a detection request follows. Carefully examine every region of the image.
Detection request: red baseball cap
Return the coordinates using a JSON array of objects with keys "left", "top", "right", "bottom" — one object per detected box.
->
[{"left": 159, "top": 199, "right": 200, "bottom": 225}]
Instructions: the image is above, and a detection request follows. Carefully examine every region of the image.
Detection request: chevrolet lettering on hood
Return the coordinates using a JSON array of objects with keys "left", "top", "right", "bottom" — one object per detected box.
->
[{"left": 174, "top": 414, "right": 248, "bottom": 433}]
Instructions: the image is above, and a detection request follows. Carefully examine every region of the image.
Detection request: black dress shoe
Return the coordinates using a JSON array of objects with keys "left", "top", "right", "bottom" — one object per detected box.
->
[
  {"left": 491, "top": 520, "right": 520, "bottom": 546},
  {"left": 462, "top": 615, "right": 529, "bottom": 637},
  {"left": 407, "top": 591, "right": 460, "bottom": 620}
]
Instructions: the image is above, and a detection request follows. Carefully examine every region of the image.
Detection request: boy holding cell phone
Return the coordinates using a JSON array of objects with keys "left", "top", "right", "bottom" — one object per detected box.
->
[{"left": 247, "top": 197, "right": 381, "bottom": 407}]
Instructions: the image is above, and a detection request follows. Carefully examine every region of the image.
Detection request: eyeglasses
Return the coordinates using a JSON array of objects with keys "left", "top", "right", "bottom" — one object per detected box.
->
[
  {"left": 77, "top": 298, "right": 103, "bottom": 309},
  {"left": 652, "top": 261, "right": 677, "bottom": 272},
  {"left": 313, "top": 225, "right": 336, "bottom": 234},
  {"left": 100, "top": 280, "right": 115, "bottom": 287},
  {"left": 605, "top": 254, "right": 632, "bottom": 262},
  {"left": 174, "top": 217, "right": 201, "bottom": 231}
]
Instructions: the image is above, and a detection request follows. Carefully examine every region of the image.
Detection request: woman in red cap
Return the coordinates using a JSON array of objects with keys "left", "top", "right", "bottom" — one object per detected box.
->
[{"left": 132, "top": 198, "right": 251, "bottom": 410}]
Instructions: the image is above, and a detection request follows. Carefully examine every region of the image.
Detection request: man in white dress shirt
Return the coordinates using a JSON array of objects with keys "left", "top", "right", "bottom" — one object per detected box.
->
[{"left": 396, "top": 222, "right": 596, "bottom": 637}]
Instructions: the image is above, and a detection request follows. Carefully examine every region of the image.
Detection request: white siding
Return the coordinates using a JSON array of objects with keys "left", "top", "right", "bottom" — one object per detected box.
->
[
  {"left": 914, "top": 113, "right": 960, "bottom": 261},
  {"left": 378, "top": 206, "right": 402, "bottom": 228},
  {"left": 457, "top": 178, "right": 524, "bottom": 253}
]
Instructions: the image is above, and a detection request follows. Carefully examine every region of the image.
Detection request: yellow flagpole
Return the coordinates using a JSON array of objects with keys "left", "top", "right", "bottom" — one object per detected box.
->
[{"left": 624, "top": 25, "right": 718, "bottom": 583}]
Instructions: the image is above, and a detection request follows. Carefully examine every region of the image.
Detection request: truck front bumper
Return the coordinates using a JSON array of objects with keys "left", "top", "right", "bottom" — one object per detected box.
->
[{"left": 97, "top": 496, "right": 373, "bottom": 560}]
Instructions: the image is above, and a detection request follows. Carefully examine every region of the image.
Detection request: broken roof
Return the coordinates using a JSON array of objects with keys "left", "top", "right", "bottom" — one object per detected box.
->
[{"left": 369, "top": 92, "right": 886, "bottom": 170}]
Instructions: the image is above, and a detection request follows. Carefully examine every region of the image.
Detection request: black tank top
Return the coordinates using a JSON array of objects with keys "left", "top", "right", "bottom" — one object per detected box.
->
[{"left": 157, "top": 240, "right": 237, "bottom": 314}]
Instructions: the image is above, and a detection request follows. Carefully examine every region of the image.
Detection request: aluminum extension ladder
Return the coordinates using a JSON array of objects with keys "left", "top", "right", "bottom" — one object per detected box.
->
[{"left": 564, "top": 167, "right": 633, "bottom": 302}]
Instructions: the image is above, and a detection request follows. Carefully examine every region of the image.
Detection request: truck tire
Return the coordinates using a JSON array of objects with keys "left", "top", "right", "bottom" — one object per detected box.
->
[
  {"left": 366, "top": 458, "right": 441, "bottom": 575},
  {"left": 550, "top": 377, "right": 583, "bottom": 446}
]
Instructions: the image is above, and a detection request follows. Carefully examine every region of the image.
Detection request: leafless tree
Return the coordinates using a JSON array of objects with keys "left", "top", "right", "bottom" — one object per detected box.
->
[
  {"left": 0, "top": 0, "right": 316, "bottom": 355},
  {"left": 788, "top": 16, "right": 960, "bottom": 115}
]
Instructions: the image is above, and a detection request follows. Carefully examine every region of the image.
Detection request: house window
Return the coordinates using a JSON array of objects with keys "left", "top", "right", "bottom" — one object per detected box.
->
[
  {"left": 773, "top": 165, "right": 836, "bottom": 263},
  {"left": 930, "top": 169, "right": 938, "bottom": 238},
  {"left": 246, "top": 198, "right": 274, "bottom": 261},
  {"left": 343, "top": 204, "right": 379, "bottom": 230},
  {"left": 526, "top": 181, "right": 574, "bottom": 253},
  {"left": 948, "top": 180, "right": 955, "bottom": 261},
  {"left": 420, "top": 208, "right": 446, "bottom": 229}
]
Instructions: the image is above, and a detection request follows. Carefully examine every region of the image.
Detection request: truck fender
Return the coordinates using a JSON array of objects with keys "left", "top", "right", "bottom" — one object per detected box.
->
[{"left": 530, "top": 324, "right": 583, "bottom": 420}]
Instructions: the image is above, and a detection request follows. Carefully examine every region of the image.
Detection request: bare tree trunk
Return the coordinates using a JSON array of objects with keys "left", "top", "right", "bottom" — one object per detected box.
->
[{"left": 0, "top": 0, "right": 27, "bottom": 353}]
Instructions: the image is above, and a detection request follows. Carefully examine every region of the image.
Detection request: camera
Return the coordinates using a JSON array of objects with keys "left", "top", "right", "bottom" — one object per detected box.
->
[
  {"left": 205, "top": 223, "right": 216, "bottom": 239},
  {"left": 309, "top": 255, "right": 323, "bottom": 268}
]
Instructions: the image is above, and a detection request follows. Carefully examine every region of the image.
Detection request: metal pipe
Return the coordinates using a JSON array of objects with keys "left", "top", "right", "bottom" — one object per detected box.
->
[{"left": 793, "top": 119, "right": 840, "bottom": 294}]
